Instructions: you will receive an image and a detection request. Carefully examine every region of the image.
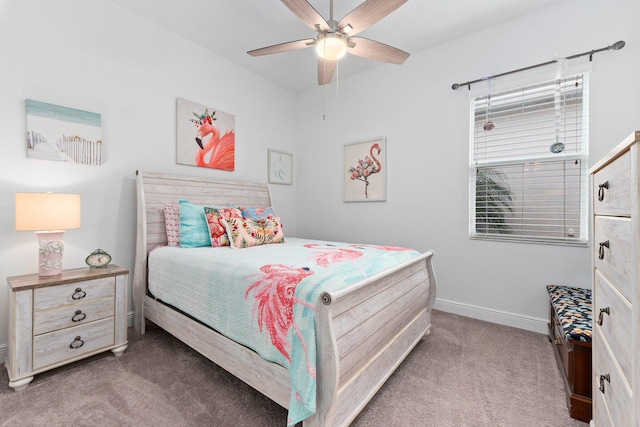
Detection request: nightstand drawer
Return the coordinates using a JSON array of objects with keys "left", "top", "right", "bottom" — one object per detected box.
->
[
  {"left": 594, "top": 216, "right": 632, "bottom": 301},
  {"left": 33, "top": 317, "right": 115, "bottom": 370},
  {"left": 594, "top": 270, "right": 632, "bottom": 384},
  {"left": 592, "top": 149, "right": 631, "bottom": 216},
  {"left": 34, "top": 277, "right": 115, "bottom": 311},
  {"left": 33, "top": 297, "right": 115, "bottom": 336}
]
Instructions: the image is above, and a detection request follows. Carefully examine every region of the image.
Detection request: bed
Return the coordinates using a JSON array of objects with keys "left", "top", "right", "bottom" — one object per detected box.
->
[{"left": 133, "top": 170, "right": 437, "bottom": 426}]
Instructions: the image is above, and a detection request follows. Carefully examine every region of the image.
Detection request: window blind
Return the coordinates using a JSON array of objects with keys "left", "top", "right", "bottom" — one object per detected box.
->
[{"left": 470, "top": 74, "right": 588, "bottom": 245}]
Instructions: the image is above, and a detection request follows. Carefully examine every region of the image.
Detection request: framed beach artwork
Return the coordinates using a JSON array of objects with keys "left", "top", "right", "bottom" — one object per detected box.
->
[
  {"left": 25, "top": 99, "right": 102, "bottom": 165},
  {"left": 268, "top": 149, "right": 293, "bottom": 185},
  {"left": 176, "top": 97, "right": 235, "bottom": 171},
  {"left": 344, "top": 137, "right": 386, "bottom": 202}
]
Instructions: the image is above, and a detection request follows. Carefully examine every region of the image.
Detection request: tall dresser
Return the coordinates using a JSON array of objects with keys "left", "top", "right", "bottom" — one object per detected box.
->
[{"left": 589, "top": 131, "right": 639, "bottom": 427}]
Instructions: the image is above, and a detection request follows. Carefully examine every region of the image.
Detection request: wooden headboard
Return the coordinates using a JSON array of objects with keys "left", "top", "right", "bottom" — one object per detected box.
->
[
  {"left": 135, "top": 170, "right": 272, "bottom": 253},
  {"left": 133, "top": 170, "right": 272, "bottom": 331}
]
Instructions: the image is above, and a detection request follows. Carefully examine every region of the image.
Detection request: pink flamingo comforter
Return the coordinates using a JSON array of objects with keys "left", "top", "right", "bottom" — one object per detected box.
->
[{"left": 148, "top": 237, "right": 422, "bottom": 426}]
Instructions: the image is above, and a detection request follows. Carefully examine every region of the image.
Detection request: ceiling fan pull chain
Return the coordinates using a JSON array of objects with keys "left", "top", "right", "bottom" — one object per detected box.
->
[
  {"left": 323, "top": 79, "right": 327, "bottom": 120},
  {"left": 336, "top": 59, "right": 340, "bottom": 98}
]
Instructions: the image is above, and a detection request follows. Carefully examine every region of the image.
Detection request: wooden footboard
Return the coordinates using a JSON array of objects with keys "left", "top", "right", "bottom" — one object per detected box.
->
[
  {"left": 133, "top": 170, "right": 437, "bottom": 426},
  {"left": 311, "top": 252, "right": 436, "bottom": 426}
]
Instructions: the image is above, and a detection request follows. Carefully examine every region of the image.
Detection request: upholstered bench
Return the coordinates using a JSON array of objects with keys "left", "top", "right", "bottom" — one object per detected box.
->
[{"left": 546, "top": 285, "right": 592, "bottom": 422}]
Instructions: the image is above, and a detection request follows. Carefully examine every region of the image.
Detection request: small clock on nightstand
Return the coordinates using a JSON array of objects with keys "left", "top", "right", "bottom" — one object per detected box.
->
[{"left": 85, "top": 249, "right": 112, "bottom": 268}]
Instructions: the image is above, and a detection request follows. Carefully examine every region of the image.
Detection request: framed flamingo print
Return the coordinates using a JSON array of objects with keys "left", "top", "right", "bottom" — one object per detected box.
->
[
  {"left": 344, "top": 137, "right": 386, "bottom": 202},
  {"left": 176, "top": 97, "right": 235, "bottom": 171}
]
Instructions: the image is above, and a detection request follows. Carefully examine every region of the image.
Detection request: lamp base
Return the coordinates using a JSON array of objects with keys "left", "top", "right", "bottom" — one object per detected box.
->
[{"left": 35, "top": 231, "right": 65, "bottom": 276}]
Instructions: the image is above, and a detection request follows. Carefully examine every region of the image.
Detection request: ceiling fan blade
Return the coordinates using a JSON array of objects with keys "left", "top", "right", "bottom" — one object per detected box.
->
[
  {"left": 281, "top": 0, "right": 330, "bottom": 32},
  {"left": 348, "top": 37, "right": 409, "bottom": 64},
  {"left": 247, "top": 39, "right": 315, "bottom": 57},
  {"left": 338, "top": 0, "right": 408, "bottom": 36},
  {"left": 318, "top": 58, "right": 337, "bottom": 85}
]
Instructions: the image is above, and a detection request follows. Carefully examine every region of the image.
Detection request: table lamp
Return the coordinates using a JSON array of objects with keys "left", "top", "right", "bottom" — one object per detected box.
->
[{"left": 15, "top": 193, "right": 81, "bottom": 276}]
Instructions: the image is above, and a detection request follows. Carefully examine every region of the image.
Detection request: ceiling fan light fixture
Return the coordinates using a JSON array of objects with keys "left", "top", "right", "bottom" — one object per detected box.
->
[{"left": 316, "top": 33, "right": 347, "bottom": 61}]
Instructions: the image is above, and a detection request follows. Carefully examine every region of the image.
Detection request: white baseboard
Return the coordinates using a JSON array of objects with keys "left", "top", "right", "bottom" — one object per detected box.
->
[{"left": 435, "top": 298, "right": 548, "bottom": 335}]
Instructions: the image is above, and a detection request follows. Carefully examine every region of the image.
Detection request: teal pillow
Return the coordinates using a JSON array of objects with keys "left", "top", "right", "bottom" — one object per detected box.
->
[{"left": 179, "top": 200, "right": 212, "bottom": 248}]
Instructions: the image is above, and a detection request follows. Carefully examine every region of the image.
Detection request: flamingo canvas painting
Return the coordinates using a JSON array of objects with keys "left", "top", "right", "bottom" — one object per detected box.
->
[
  {"left": 176, "top": 97, "right": 235, "bottom": 171},
  {"left": 344, "top": 137, "right": 386, "bottom": 202}
]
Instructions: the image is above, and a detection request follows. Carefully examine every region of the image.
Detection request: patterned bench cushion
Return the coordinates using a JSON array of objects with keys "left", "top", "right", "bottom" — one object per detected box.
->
[{"left": 546, "top": 285, "right": 592, "bottom": 342}]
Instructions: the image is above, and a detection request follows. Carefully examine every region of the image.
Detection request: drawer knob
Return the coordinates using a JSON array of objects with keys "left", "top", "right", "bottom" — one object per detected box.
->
[
  {"left": 598, "top": 240, "right": 610, "bottom": 260},
  {"left": 69, "top": 336, "right": 85, "bottom": 349},
  {"left": 599, "top": 373, "right": 611, "bottom": 394},
  {"left": 72, "top": 288, "right": 87, "bottom": 300},
  {"left": 71, "top": 310, "right": 87, "bottom": 322},
  {"left": 554, "top": 337, "right": 562, "bottom": 346},
  {"left": 597, "top": 306, "right": 610, "bottom": 326},
  {"left": 597, "top": 181, "right": 609, "bottom": 201}
]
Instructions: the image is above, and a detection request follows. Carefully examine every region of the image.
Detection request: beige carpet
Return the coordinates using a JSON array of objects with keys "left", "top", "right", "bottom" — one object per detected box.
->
[{"left": 0, "top": 310, "right": 588, "bottom": 426}]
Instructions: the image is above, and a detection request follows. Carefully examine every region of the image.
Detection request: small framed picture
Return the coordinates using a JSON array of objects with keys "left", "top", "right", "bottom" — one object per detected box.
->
[
  {"left": 344, "top": 137, "right": 386, "bottom": 202},
  {"left": 268, "top": 149, "right": 293, "bottom": 185}
]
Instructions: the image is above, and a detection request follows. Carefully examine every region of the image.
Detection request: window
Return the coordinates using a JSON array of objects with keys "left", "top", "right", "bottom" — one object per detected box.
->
[{"left": 469, "top": 74, "right": 588, "bottom": 245}]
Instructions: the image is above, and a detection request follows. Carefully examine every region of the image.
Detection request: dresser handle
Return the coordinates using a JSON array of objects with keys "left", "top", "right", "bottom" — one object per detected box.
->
[
  {"left": 71, "top": 310, "right": 86, "bottom": 322},
  {"left": 598, "top": 240, "right": 610, "bottom": 260},
  {"left": 72, "top": 288, "right": 87, "bottom": 300},
  {"left": 597, "top": 306, "right": 610, "bottom": 326},
  {"left": 69, "top": 336, "right": 85, "bottom": 349},
  {"left": 598, "top": 181, "right": 609, "bottom": 201},
  {"left": 599, "top": 373, "right": 610, "bottom": 394}
]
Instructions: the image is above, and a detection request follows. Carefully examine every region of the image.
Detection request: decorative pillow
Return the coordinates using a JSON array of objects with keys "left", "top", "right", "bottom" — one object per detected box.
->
[
  {"left": 179, "top": 200, "right": 213, "bottom": 248},
  {"left": 240, "top": 206, "right": 276, "bottom": 219},
  {"left": 164, "top": 204, "right": 181, "bottom": 247},
  {"left": 204, "top": 206, "right": 242, "bottom": 247},
  {"left": 225, "top": 216, "right": 285, "bottom": 249}
]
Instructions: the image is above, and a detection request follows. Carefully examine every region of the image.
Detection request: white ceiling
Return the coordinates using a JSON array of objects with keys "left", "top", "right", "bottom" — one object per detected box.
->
[{"left": 110, "top": 0, "right": 564, "bottom": 94}]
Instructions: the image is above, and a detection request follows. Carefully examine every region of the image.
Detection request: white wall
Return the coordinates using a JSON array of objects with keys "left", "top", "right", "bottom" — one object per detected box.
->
[
  {"left": 295, "top": 0, "right": 640, "bottom": 332},
  {"left": 0, "top": 0, "right": 638, "bottom": 358},
  {"left": 0, "top": 0, "right": 298, "bottom": 351}
]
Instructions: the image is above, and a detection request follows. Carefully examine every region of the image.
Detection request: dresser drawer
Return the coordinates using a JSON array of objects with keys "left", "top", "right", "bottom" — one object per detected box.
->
[
  {"left": 33, "top": 317, "right": 115, "bottom": 370},
  {"left": 33, "top": 297, "right": 115, "bottom": 336},
  {"left": 593, "top": 336, "right": 632, "bottom": 427},
  {"left": 592, "top": 386, "right": 614, "bottom": 427},
  {"left": 34, "top": 277, "right": 115, "bottom": 311},
  {"left": 594, "top": 216, "right": 632, "bottom": 301},
  {"left": 592, "top": 149, "right": 631, "bottom": 216},
  {"left": 594, "top": 270, "right": 632, "bottom": 384}
]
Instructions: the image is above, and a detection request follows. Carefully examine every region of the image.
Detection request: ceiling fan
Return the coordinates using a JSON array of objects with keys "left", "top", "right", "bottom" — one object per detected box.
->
[{"left": 247, "top": 0, "right": 410, "bottom": 86}]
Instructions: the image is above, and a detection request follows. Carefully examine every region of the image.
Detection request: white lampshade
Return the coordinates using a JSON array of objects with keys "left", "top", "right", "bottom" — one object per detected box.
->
[
  {"left": 16, "top": 193, "right": 81, "bottom": 231},
  {"left": 316, "top": 33, "right": 347, "bottom": 61},
  {"left": 16, "top": 193, "right": 81, "bottom": 276}
]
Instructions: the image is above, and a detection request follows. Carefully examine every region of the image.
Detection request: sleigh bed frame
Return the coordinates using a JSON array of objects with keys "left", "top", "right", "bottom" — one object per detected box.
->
[{"left": 133, "top": 170, "right": 437, "bottom": 426}]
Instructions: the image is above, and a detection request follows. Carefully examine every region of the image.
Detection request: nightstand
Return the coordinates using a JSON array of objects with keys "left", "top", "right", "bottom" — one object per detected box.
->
[{"left": 5, "top": 265, "right": 129, "bottom": 391}]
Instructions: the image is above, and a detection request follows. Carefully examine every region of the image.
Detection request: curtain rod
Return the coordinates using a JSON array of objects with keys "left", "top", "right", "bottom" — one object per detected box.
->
[{"left": 451, "top": 40, "right": 625, "bottom": 90}]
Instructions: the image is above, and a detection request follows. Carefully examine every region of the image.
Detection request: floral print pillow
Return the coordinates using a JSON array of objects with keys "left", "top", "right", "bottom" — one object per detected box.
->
[
  {"left": 225, "top": 216, "right": 285, "bottom": 249},
  {"left": 164, "top": 204, "right": 181, "bottom": 247},
  {"left": 204, "top": 207, "right": 243, "bottom": 247},
  {"left": 239, "top": 206, "right": 276, "bottom": 219}
]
